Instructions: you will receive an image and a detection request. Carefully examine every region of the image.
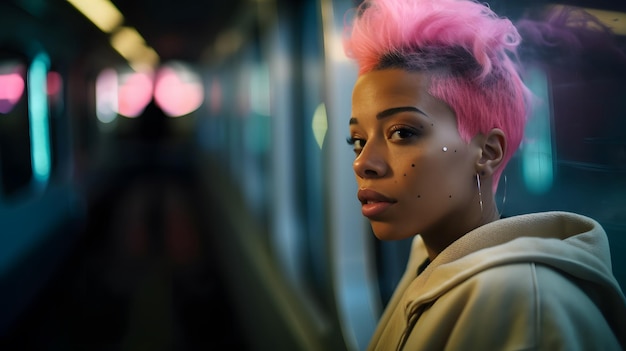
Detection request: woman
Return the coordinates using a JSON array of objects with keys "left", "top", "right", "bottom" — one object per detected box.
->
[{"left": 343, "top": 0, "right": 626, "bottom": 349}]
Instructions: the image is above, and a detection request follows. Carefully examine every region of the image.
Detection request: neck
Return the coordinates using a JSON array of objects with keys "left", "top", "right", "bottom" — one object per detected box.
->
[{"left": 423, "top": 199, "right": 500, "bottom": 261}]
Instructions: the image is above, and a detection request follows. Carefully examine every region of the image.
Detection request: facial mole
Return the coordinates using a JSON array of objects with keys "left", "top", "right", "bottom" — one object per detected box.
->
[
  {"left": 449, "top": 195, "right": 453, "bottom": 198},
  {"left": 411, "top": 164, "right": 415, "bottom": 167},
  {"left": 417, "top": 195, "right": 421, "bottom": 198}
]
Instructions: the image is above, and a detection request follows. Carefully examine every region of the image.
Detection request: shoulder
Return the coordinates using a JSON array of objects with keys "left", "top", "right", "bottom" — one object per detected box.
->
[
  {"left": 429, "top": 262, "right": 621, "bottom": 349},
  {"left": 452, "top": 262, "right": 603, "bottom": 317}
]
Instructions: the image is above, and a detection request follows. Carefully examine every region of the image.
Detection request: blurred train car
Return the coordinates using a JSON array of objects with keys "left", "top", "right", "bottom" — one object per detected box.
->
[{"left": 0, "top": 0, "right": 625, "bottom": 350}]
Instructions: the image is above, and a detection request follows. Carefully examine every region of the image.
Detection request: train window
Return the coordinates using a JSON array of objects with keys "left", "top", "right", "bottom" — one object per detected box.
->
[
  {"left": 0, "top": 52, "right": 31, "bottom": 197},
  {"left": 296, "top": 0, "right": 331, "bottom": 315},
  {"left": 231, "top": 42, "right": 272, "bottom": 223},
  {"left": 520, "top": 66, "right": 554, "bottom": 195},
  {"left": 321, "top": 0, "right": 382, "bottom": 349},
  {"left": 0, "top": 50, "right": 55, "bottom": 198},
  {"left": 242, "top": 60, "right": 271, "bottom": 218},
  {"left": 504, "top": 2, "right": 626, "bottom": 290}
]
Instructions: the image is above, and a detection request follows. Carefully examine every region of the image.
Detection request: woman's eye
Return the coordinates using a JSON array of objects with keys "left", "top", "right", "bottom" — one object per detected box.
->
[
  {"left": 346, "top": 137, "right": 365, "bottom": 153},
  {"left": 389, "top": 127, "right": 418, "bottom": 140}
]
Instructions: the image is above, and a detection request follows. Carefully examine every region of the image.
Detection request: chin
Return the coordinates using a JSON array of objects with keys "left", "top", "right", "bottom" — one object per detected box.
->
[{"left": 370, "top": 222, "right": 414, "bottom": 241}]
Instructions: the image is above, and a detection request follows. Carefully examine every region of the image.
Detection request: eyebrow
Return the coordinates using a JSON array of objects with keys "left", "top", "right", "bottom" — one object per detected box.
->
[{"left": 349, "top": 106, "right": 429, "bottom": 125}]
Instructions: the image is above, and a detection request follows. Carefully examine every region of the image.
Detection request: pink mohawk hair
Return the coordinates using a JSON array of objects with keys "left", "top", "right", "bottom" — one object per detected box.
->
[{"left": 343, "top": 0, "right": 533, "bottom": 191}]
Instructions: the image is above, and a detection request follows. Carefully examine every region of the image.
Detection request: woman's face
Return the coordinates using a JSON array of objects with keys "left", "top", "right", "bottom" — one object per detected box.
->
[{"left": 349, "top": 68, "right": 482, "bottom": 242}]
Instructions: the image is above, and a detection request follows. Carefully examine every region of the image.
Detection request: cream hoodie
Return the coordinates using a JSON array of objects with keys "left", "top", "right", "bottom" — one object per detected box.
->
[{"left": 368, "top": 211, "right": 626, "bottom": 350}]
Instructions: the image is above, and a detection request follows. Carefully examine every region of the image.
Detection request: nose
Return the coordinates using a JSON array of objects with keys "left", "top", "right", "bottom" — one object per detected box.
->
[{"left": 353, "top": 143, "right": 388, "bottom": 178}]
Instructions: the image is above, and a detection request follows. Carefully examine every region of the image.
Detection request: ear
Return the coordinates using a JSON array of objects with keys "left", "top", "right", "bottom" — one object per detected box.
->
[{"left": 475, "top": 128, "right": 506, "bottom": 177}]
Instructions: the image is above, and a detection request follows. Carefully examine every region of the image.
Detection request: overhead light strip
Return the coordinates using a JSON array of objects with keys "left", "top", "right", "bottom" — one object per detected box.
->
[
  {"left": 584, "top": 8, "right": 626, "bottom": 35},
  {"left": 66, "top": 0, "right": 123, "bottom": 33},
  {"left": 66, "top": 0, "right": 159, "bottom": 69}
]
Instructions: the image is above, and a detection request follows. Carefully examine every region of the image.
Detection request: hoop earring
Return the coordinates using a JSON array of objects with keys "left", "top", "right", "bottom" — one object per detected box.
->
[
  {"left": 476, "top": 173, "right": 483, "bottom": 213},
  {"left": 499, "top": 174, "right": 507, "bottom": 217}
]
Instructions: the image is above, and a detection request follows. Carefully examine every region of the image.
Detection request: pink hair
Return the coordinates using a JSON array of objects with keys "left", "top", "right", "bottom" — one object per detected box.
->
[{"left": 343, "top": 0, "right": 533, "bottom": 191}]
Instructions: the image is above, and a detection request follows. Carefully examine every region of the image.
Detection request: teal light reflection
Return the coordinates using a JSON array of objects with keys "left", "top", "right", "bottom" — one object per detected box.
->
[
  {"left": 522, "top": 66, "right": 554, "bottom": 194},
  {"left": 28, "top": 52, "right": 51, "bottom": 185}
]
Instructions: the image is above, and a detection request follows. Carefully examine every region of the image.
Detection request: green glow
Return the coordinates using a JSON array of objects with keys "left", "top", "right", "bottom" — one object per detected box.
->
[
  {"left": 28, "top": 52, "right": 51, "bottom": 185},
  {"left": 522, "top": 66, "right": 554, "bottom": 194},
  {"left": 312, "top": 103, "right": 327, "bottom": 149}
]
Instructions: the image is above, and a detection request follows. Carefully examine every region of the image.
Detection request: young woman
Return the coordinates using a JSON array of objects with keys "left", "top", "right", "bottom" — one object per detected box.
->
[{"left": 343, "top": 0, "right": 626, "bottom": 349}]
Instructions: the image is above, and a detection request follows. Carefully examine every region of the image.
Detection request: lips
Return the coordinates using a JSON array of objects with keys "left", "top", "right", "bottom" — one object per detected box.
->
[{"left": 357, "top": 189, "right": 396, "bottom": 218}]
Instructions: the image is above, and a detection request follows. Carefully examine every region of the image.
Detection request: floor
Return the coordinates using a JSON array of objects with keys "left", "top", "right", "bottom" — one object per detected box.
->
[{"left": 1, "top": 171, "right": 248, "bottom": 351}]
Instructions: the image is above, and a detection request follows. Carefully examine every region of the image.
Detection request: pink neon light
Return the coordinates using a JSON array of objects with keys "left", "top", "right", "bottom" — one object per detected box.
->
[
  {"left": 154, "top": 66, "right": 203, "bottom": 117},
  {"left": 117, "top": 72, "right": 153, "bottom": 118},
  {"left": 0, "top": 72, "right": 25, "bottom": 114},
  {"left": 47, "top": 71, "right": 62, "bottom": 97}
]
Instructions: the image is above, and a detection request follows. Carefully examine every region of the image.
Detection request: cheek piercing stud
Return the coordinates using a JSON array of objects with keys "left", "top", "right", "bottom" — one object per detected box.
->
[{"left": 442, "top": 147, "right": 448, "bottom": 152}]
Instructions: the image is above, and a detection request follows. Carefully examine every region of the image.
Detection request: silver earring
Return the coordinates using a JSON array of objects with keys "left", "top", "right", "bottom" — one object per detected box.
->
[
  {"left": 501, "top": 175, "right": 507, "bottom": 207},
  {"left": 499, "top": 174, "right": 507, "bottom": 217},
  {"left": 476, "top": 173, "right": 483, "bottom": 213}
]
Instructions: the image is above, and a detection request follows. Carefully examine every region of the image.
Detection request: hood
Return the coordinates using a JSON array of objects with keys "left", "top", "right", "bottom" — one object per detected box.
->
[{"left": 404, "top": 211, "right": 626, "bottom": 339}]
